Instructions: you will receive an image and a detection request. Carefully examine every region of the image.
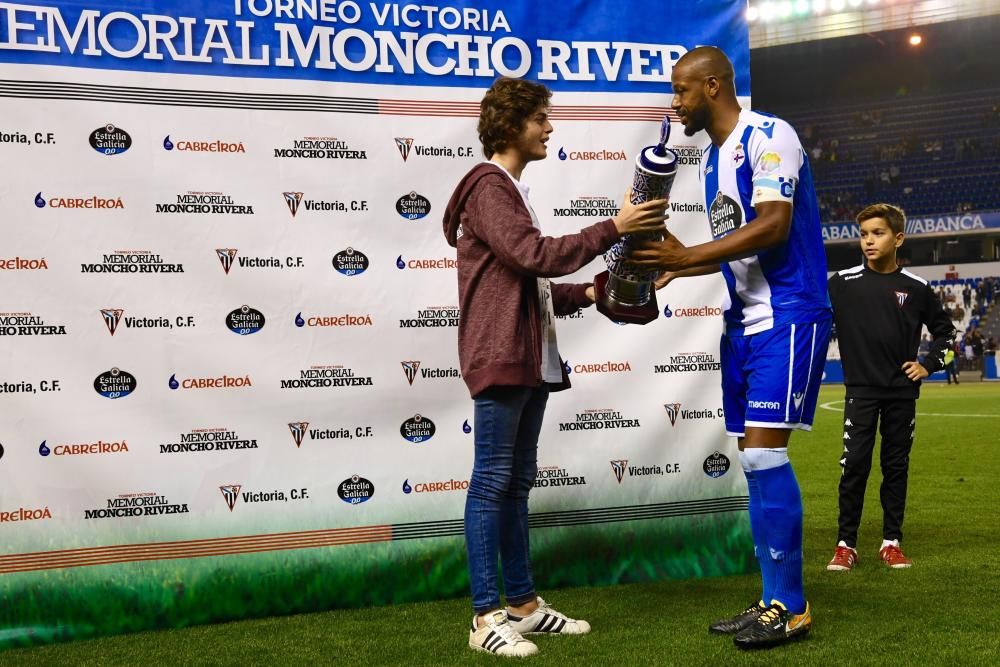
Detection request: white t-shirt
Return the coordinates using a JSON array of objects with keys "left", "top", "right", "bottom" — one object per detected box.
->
[{"left": 489, "top": 161, "right": 562, "bottom": 383}]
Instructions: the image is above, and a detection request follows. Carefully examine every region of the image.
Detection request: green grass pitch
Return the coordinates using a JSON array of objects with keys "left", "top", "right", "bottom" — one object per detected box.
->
[{"left": 2, "top": 383, "right": 998, "bottom": 665}]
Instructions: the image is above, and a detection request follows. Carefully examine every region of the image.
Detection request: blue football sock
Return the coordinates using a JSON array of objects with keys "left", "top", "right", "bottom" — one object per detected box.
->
[
  {"left": 754, "top": 461, "right": 806, "bottom": 614},
  {"left": 742, "top": 468, "right": 775, "bottom": 605}
]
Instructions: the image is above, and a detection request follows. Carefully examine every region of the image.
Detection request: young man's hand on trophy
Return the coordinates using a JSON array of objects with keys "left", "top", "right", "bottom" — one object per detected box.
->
[{"left": 611, "top": 189, "right": 669, "bottom": 237}]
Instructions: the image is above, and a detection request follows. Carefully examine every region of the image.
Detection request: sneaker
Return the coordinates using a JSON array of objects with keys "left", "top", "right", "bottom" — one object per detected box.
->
[
  {"left": 708, "top": 600, "right": 766, "bottom": 634},
  {"left": 469, "top": 610, "right": 539, "bottom": 657},
  {"left": 879, "top": 544, "right": 913, "bottom": 569},
  {"left": 733, "top": 602, "right": 812, "bottom": 649},
  {"left": 508, "top": 597, "right": 591, "bottom": 635},
  {"left": 826, "top": 545, "right": 858, "bottom": 571}
]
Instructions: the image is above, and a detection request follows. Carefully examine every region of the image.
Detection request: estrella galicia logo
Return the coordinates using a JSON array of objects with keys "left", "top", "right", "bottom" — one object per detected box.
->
[
  {"left": 338, "top": 475, "right": 374, "bottom": 504},
  {"left": 220, "top": 484, "right": 241, "bottom": 511},
  {"left": 89, "top": 124, "right": 132, "bottom": 156},
  {"left": 226, "top": 305, "right": 265, "bottom": 335},
  {"left": 288, "top": 422, "right": 308, "bottom": 448},
  {"left": 100, "top": 308, "right": 123, "bottom": 336},
  {"left": 93, "top": 367, "right": 137, "bottom": 399},
  {"left": 709, "top": 191, "right": 743, "bottom": 238},
  {"left": 332, "top": 247, "right": 369, "bottom": 276},
  {"left": 283, "top": 192, "right": 303, "bottom": 217},
  {"left": 703, "top": 451, "right": 731, "bottom": 478},
  {"left": 394, "top": 137, "right": 414, "bottom": 161},
  {"left": 216, "top": 248, "right": 237, "bottom": 274},
  {"left": 396, "top": 191, "right": 431, "bottom": 220},
  {"left": 400, "top": 414, "right": 435, "bottom": 443}
]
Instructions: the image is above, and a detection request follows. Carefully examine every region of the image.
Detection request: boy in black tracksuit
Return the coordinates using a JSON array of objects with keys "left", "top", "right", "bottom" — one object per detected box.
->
[{"left": 826, "top": 204, "right": 956, "bottom": 571}]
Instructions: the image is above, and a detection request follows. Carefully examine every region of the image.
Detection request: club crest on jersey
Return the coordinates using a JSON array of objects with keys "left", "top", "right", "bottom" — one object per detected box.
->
[
  {"left": 732, "top": 143, "right": 745, "bottom": 167},
  {"left": 894, "top": 291, "right": 910, "bottom": 308}
]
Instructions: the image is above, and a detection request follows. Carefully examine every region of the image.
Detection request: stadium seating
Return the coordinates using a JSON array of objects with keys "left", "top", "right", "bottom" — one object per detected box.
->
[{"left": 778, "top": 88, "right": 1000, "bottom": 222}]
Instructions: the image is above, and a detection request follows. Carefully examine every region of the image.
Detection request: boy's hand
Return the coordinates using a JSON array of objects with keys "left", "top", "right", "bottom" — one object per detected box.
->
[{"left": 902, "top": 361, "right": 929, "bottom": 382}]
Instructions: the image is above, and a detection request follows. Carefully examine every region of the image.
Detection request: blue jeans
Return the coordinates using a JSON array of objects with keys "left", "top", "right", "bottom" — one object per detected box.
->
[{"left": 465, "top": 385, "right": 548, "bottom": 614}]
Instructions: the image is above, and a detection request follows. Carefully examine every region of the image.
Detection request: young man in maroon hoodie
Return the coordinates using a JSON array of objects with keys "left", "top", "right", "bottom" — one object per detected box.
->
[{"left": 443, "top": 77, "right": 667, "bottom": 657}]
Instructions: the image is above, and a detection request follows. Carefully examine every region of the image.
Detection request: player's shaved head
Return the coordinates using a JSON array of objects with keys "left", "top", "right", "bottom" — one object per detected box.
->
[{"left": 675, "top": 46, "right": 734, "bottom": 84}]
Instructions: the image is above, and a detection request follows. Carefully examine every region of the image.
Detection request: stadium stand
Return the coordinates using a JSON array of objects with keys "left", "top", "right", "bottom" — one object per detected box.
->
[{"left": 778, "top": 89, "right": 1000, "bottom": 223}]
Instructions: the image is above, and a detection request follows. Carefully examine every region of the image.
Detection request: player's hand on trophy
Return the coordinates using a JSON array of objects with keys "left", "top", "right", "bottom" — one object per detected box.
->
[
  {"left": 585, "top": 285, "right": 596, "bottom": 303},
  {"left": 612, "top": 189, "right": 669, "bottom": 236},
  {"left": 653, "top": 272, "right": 676, "bottom": 291},
  {"left": 627, "top": 233, "right": 689, "bottom": 271}
]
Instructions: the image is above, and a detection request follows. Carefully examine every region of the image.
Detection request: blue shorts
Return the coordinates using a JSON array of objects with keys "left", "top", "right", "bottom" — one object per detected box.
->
[{"left": 720, "top": 319, "right": 831, "bottom": 437}]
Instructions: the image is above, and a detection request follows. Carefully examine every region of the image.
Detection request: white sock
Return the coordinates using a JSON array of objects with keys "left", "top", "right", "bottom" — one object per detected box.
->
[
  {"left": 881, "top": 539, "right": 899, "bottom": 549},
  {"left": 838, "top": 540, "right": 856, "bottom": 551}
]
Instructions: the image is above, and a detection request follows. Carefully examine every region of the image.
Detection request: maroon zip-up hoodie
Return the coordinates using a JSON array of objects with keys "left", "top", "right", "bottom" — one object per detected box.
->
[{"left": 442, "top": 162, "right": 619, "bottom": 397}]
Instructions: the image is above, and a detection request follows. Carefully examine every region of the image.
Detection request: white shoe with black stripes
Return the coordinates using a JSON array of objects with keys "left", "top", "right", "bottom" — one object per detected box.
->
[
  {"left": 507, "top": 597, "right": 591, "bottom": 635},
  {"left": 469, "top": 610, "right": 539, "bottom": 657}
]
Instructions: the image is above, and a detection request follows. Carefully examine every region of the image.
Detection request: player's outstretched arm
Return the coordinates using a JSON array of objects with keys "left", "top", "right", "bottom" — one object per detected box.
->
[
  {"left": 628, "top": 200, "right": 792, "bottom": 272},
  {"left": 654, "top": 265, "right": 722, "bottom": 290}
]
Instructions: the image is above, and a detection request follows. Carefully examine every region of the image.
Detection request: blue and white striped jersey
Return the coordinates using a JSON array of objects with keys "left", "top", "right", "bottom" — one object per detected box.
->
[{"left": 700, "top": 109, "right": 831, "bottom": 336}]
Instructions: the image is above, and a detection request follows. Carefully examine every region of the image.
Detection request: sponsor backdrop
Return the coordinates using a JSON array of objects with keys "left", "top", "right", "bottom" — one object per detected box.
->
[{"left": 0, "top": 0, "right": 749, "bottom": 647}]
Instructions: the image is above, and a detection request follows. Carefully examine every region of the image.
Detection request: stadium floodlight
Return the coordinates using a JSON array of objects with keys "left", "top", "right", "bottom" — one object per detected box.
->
[{"left": 746, "top": 6, "right": 760, "bottom": 21}]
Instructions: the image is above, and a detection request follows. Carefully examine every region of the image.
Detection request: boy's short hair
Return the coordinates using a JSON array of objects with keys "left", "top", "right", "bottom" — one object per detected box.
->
[
  {"left": 856, "top": 203, "right": 906, "bottom": 234},
  {"left": 478, "top": 78, "right": 552, "bottom": 158}
]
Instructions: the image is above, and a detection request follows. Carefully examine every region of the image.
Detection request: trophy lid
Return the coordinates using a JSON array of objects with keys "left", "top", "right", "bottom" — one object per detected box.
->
[{"left": 638, "top": 116, "right": 677, "bottom": 173}]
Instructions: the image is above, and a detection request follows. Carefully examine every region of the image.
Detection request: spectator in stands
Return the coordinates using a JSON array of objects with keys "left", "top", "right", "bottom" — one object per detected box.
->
[
  {"left": 953, "top": 304, "right": 965, "bottom": 321},
  {"left": 986, "top": 337, "right": 997, "bottom": 355},
  {"left": 962, "top": 285, "right": 972, "bottom": 309},
  {"left": 917, "top": 334, "right": 930, "bottom": 364}
]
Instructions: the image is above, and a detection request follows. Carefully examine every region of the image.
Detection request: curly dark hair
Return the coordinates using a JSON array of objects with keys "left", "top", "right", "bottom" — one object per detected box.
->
[{"left": 478, "top": 78, "right": 552, "bottom": 158}]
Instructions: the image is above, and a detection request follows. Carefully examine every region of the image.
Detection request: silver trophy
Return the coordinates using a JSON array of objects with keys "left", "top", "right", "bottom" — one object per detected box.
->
[{"left": 596, "top": 117, "right": 678, "bottom": 324}]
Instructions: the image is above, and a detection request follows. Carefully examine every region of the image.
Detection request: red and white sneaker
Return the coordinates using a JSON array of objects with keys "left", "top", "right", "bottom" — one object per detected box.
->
[
  {"left": 826, "top": 545, "right": 858, "bottom": 571},
  {"left": 879, "top": 543, "right": 913, "bottom": 569}
]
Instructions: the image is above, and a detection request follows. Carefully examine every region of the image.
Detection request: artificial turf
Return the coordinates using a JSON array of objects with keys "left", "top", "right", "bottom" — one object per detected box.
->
[{"left": 2, "top": 383, "right": 998, "bottom": 665}]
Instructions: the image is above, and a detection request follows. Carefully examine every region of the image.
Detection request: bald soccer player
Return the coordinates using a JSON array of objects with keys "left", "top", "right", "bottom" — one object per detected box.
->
[{"left": 629, "top": 47, "right": 831, "bottom": 649}]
